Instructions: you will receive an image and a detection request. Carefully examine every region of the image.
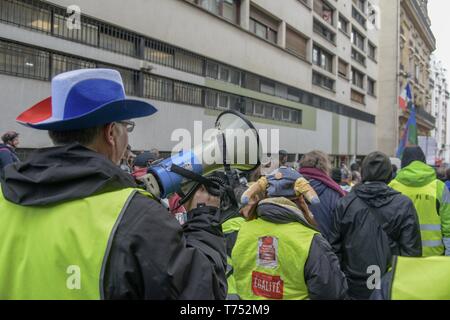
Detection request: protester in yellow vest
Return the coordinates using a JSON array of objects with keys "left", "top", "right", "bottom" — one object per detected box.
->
[
  {"left": 232, "top": 167, "right": 348, "bottom": 300},
  {"left": 222, "top": 216, "right": 246, "bottom": 300},
  {"left": 390, "top": 146, "right": 450, "bottom": 256},
  {"left": 0, "top": 69, "right": 227, "bottom": 300},
  {"left": 371, "top": 256, "right": 450, "bottom": 300}
]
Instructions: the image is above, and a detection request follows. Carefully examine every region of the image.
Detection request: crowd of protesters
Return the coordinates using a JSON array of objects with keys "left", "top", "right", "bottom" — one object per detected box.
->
[{"left": 1, "top": 68, "right": 450, "bottom": 301}]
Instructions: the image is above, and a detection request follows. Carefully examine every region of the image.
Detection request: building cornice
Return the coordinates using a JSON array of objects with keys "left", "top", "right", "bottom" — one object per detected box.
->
[{"left": 401, "top": 0, "right": 436, "bottom": 51}]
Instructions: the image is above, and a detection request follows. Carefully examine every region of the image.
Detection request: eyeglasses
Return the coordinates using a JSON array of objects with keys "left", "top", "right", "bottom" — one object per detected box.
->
[{"left": 117, "top": 120, "right": 135, "bottom": 133}]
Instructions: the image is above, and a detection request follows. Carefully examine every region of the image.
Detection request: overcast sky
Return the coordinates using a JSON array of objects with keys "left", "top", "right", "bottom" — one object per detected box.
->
[{"left": 428, "top": 0, "right": 449, "bottom": 74}]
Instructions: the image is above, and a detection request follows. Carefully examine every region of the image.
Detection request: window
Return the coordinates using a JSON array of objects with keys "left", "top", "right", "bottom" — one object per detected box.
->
[
  {"left": 143, "top": 75, "right": 173, "bottom": 101},
  {"left": 207, "top": 63, "right": 241, "bottom": 85},
  {"left": 254, "top": 102, "right": 264, "bottom": 116},
  {"left": 0, "top": 0, "right": 52, "bottom": 32},
  {"left": 275, "top": 83, "right": 288, "bottom": 99},
  {"left": 206, "top": 61, "right": 219, "bottom": 78},
  {"left": 313, "top": 19, "right": 335, "bottom": 43},
  {"left": 367, "top": 78, "right": 376, "bottom": 96},
  {"left": 244, "top": 73, "right": 260, "bottom": 91},
  {"left": 250, "top": 6, "right": 279, "bottom": 44},
  {"left": 353, "top": 0, "right": 366, "bottom": 13},
  {"left": 219, "top": 66, "right": 230, "bottom": 82},
  {"left": 313, "top": 45, "right": 333, "bottom": 73},
  {"left": 286, "top": 27, "right": 308, "bottom": 59},
  {"left": 368, "top": 42, "right": 377, "bottom": 60},
  {"left": 291, "top": 110, "right": 302, "bottom": 124},
  {"left": 338, "top": 59, "right": 349, "bottom": 78},
  {"left": 351, "top": 28, "right": 365, "bottom": 51},
  {"left": 145, "top": 40, "right": 175, "bottom": 68},
  {"left": 313, "top": 0, "right": 334, "bottom": 26},
  {"left": 99, "top": 26, "right": 139, "bottom": 57},
  {"left": 52, "top": 54, "right": 96, "bottom": 78},
  {"left": 0, "top": 40, "right": 49, "bottom": 81},
  {"left": 338, "top": 15, "right": 349, "bottom": 34},
  {"left": 229, "top": 95, "right": 243, "bottom": 112},
  {"left": 222, "top": 0, "right": 240, "bottom": 23},
  {"left": 312, "top": 71, "right": 335, "bottom": 91},
  {"left": 288, "top": 88, "right": 300, "bottom": 102},
  {"left": 218, "top": 93, "right": 230, "bottom": 109},
  {"left": 53, "top": 13, "right": 98, "bottom": 46},
  {"left": 174, "top": 82, "right": 202, "bottom": 106},
  {"left": 188, "top": 0, "right": 240, "bottom": 24},
  {"left": 274, "top": 107, "right": 282, "bottom": 120},
  {"left": 351, "top": 89, "right": 365, "bottom": 104},
  {"left": 206, "top": 90, "right": 218, "bottom": 107},
  {"left": 174, "top": 51, "right": 204, "bottom": 76},
  {"left": 352, "top": 68, "right": 365, "bottom": 89},
  {"left": 229, "top": 68, "right": 241, "bottom": 85},
  {"left": 352, "top": 6, "right": 366, "bottom": 29},
  {"left": 243, "top": 100, "right": 302, "bottom": 124},
  {"left": 415, "top": 64, "right": 420, "bottom": 82},
  {"left": 260, "top": 80, "right": 276, "bottom": 95},
  {"left": 351, "top": 48, "right": 366, "bottom": 66},
  {"left": 264, "top": 105, "right": 274, "bottom": 118}
]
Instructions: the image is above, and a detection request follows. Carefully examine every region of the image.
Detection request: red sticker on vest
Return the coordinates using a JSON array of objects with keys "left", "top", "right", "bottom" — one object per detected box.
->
[
  {"left": 257, "top": 236, "right": 278, "bottom": 268},
  {"left": 252, "top": 271, "right": 284, "bottom": 299}
]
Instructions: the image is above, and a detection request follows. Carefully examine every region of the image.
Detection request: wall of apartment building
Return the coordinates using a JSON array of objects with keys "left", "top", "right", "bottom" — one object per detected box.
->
[
  {"left": 0, "top": 72, "right": 374, "bottom": 155},
  {"left": 0, "top": 0, "right": 378, "bottom": 157},
  {"left": 47, "top": 0, "right": 378, "bottom": 115},
  {"left": 399, "top": 3, "right": 432, "bottom": 113},
  {"left": 48, "top": 0, "right": 314, "bottom": 99},
  {"left": 377, "top": 0, "right": 399, "bottom": 156},
  {"left": 430, "top": 57, "right": 449, "bottom": 162}
]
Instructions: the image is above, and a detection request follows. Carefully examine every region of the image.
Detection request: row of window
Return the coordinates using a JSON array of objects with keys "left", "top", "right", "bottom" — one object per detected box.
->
[
  {"left": 0, "top": 0, "right": 207, "bottom": 75},
  {"left": 312, "top": 44, "right": 376, "bottom": 98},
  {"left": 0, "top": 0, "right": 375, "bottom": 124},
  {"left": 0, "top": 39, "right": 303, "bottom": 125},
  {"left": 186, "top": 0, "right": 240, "bottom": 24},
  {"left": 310, "top": 0, "right": 378, "bottom": 91}
]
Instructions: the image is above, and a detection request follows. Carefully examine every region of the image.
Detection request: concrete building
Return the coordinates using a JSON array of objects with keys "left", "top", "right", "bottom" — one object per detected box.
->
[
  {"left": 429, "top": 56, "right": 450, "bottom": 164},
  {"left": 0, "top": 0, "right": 379, "bottom": 164},
  {"left": 378, "top": 0, "right": 436, "bottom": 157}
]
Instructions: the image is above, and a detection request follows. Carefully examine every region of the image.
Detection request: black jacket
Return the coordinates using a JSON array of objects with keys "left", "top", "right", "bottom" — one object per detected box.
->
[
  {"left": 0, "top": 144, "right": 227, "bottom": 300},
  {"left": 0, "top": 143, "right": 19, "bottom": 171},
  {"left": 327, "top": 182, "right": 421, "bottom": 300}
]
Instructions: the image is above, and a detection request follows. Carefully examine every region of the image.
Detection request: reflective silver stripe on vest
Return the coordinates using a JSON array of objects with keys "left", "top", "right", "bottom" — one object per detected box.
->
[
  {"left": 422, "top": 240, "right": 444, "bottom": 247},
  {"left": 442, "top": 184, "right": 450, "bottom": 204},
  {"left": 420, "top": 224, "right": 442, "bottom": 231}
]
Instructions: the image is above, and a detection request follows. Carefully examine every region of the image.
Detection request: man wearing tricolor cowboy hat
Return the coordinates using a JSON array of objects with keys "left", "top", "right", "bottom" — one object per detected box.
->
[{"left": 0, "top": 69, "right": 226, "bottom": 300}]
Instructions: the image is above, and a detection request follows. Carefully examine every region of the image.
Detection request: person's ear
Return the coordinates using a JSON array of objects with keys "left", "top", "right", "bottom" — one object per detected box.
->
[{"left": 103, "top": 123, "right": 117, "bottom": 147}]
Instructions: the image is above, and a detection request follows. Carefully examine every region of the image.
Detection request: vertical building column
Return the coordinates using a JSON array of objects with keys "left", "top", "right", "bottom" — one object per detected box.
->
[
  {"left": 277, "top": 21, "right": 286, "bottom": 48},
  {"left": 240, "top": 0, "right": 250, "bottom": 30}
]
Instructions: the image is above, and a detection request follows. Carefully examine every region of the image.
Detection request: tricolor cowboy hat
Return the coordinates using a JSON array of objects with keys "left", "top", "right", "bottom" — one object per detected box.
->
[{"left": 16, "top": 69, "right": 157, "bottom": 131}]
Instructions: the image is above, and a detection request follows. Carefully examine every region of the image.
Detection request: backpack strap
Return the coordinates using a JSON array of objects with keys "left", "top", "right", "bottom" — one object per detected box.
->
[{"left": 354, "top": 196, "right": 400, "bottom": 255}]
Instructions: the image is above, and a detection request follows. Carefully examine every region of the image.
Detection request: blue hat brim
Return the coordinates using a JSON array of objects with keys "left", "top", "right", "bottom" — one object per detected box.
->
[{"left": 25, "top": 99, "right": 157, "bottom": 131}]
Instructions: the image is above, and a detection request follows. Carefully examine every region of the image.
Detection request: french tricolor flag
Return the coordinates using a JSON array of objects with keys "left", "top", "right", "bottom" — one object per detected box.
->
[{"left": 398, "top": 82, "right": 412, "bottom": 111}]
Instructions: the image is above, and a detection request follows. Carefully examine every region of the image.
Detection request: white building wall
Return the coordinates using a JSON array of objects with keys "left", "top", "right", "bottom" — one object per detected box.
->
[{"left": 0, "top": 0, "right": 378, "bottom": 158}]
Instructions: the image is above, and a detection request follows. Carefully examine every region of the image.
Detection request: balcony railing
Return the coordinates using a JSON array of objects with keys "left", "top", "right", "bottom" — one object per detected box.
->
[{"left": 416, "top": 106, "right": 436, "bottom": 126}]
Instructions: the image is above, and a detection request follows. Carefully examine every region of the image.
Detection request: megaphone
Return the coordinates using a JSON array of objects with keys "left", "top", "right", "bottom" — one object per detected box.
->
[{"left": 143, "top": 110, "right": 261, "bottom": 199}]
